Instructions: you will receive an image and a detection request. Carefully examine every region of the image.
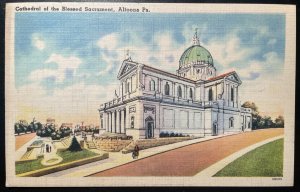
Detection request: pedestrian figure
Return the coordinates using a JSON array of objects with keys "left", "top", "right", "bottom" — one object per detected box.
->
[
  {"left": 49, "top": 146, "right": 52, "bottom": 152},
  {"left": 132, "top": 145, "right": 139, "bottom": 159},
  {"left": 92, "top": 132, "right": 95, "bottom": 140}
]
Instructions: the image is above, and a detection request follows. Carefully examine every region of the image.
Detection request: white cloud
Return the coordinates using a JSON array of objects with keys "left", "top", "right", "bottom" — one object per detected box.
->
[
  {"left": 46, "top": 53, "right": 82, "bottom": 70},
  {"left": 16, "top": 81, "right": 119, "bottom": 125},
  {"left": 240, "top": 73, "right": 285, "bottom": 119},
  {"left": 205, "top": 33, "right": 258, "bottom": 67},
  {"left": 232, "top": 51, "right": 282, "bottom": 80},
  {"left": 28, "top": 69, "right": 57, "bottom": 81},
  {"left": 238, "top": 51, "right": 284, "bottom": 118},
  {"left": 29, "top": 53, "right": 82, "bottom": 83},
  {"left": 97, "top": 33, "right": 119, "bottom": 51},
  {"left": 96, "top": 31, "right": 188, "bottom": 76},
  {"left": 267, "top": 38, "right": 277, "bottom": 46},
  {"left": 32, "top": 34, "right": 45, "bottom": 50},
  {"left": 97, "top": 52, "right": 116, "bottom": 76}
]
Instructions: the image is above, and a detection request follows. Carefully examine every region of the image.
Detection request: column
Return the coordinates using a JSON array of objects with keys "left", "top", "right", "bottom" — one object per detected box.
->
[
  {"left": 116, "top": 110, "right": 120, "bottom": 133},
  {"left": 236, "top": 86, "right": 238, "bottom": 107},
  {"left": 112, "top": 111, "right": 116, "bottom": 133},
  {"left": 106, "top": 112, "right": 110, "bottom": 132},
  {"left": 119, "top": 110, "right": 122, "bottom": 133},
  {"left": 110, "top": 112, "right": 113, "bottom": 133},
  {"left": 103, "top": 113, "right": 107, "bottom": 132},
  {"left": 120, "top": 110, "right": 123, "bottom": 133},
  {"left": 124, "top": 109, "right": 127, "bottom": 131}
]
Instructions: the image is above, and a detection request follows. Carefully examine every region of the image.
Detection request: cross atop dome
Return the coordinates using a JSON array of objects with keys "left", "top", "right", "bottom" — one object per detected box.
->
[{"left": 193, "top": 28, "right": 200, "bottom": 45}]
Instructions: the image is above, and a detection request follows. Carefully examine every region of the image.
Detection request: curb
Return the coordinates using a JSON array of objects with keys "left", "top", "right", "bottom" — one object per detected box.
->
[{"left": 17, "top": 153, "right": 109, "bottom": 177}]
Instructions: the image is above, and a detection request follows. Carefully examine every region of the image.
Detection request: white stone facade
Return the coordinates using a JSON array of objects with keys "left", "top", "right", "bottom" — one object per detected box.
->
[{"left": 99, "top": 37, "right": 252, "bottom": 139}]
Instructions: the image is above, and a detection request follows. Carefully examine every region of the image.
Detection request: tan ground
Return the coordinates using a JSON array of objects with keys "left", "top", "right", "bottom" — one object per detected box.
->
[
  {"left": 15, "top": 133, "right": 36, "bottom": 151},
  {"left": 90, "top": 128, "right": 284, "bottom": 176}
]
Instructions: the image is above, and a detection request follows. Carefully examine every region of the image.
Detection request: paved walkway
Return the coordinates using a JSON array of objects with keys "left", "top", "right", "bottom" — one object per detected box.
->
[
  {"left": 89, "top": 128, "right": 283, "bottom": 176},
  {"left": 15, "top": 133, "right": 36, "bottom": 151}
]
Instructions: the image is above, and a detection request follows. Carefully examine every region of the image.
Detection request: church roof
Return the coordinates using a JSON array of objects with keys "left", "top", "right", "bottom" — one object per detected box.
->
[
  {"left": 178, "top": 29, "right": 213, "bottom": 69},
  {"left": 207, "top": 71, "right": 235, "bottom": 81},
  {"left": 207, "top": 71, "right": 242, "bottom": 84},
  {"left": 179, "top": 45, "right": 213, "bottom": 68}
]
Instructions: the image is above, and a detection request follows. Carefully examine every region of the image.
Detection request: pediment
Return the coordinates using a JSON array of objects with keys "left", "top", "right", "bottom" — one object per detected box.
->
[
  {"left": 226, "top": 73, "right": 242, "bottom": 84},
  {"left": 117, "top": 60, "right": 138, "bottom": 79}
]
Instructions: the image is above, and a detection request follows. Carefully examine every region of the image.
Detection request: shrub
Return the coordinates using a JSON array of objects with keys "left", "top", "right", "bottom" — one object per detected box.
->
[
  {"left": 170, "top": 132, "right": 175, "bottom": 137},
  {"left": 159, "top": 132, "right": 171, "bottom": 138},
  {"left": 68, "top": 136, "right": 82, "bottom": 152}
]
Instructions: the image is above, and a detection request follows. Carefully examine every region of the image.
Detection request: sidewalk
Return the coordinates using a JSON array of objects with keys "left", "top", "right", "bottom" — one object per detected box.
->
[
  {"left": 59, "top": 132, "right": 241, "bottom": 177},
  {"left": 15, "top": 134, "right": 38, "bottom": 160}
]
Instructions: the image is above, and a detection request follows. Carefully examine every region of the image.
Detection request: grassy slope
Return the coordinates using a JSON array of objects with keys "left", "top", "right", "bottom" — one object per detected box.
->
[
  {"left": 214, "top": 138, "right": 283, "bottom": 177},
  {"left": 16, "top": 149, "right": 98, "bottom": 175}
]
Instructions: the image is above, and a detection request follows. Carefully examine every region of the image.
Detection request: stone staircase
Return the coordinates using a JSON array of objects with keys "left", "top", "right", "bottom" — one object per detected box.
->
[
  {"left": 20, "top": 148, "right": 35, "bottom": 161},
  {"left": 94, "top": 138, "right": 133, "bottom": 152},
  {"left": 61, "top": 137, "right": 72, "bottom": 147},
  {"left": 86, "top": 140, "right": 97, "bottom": 149},
  {"left": 53, "top": 136, "right": 72, "bottom": 149}
]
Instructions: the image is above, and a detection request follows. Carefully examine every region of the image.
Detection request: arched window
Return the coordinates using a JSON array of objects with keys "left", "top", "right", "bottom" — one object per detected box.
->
[
  {"left": 165, "top": 82, "right": 170, "bottom": 95},
  {"left": 189, "top": 88, "right": 193, "bottom": 99},
  {"left": 177, "top": 86, "right": 182, "bottom": 98},
  {"left": 131, "top": 116, "right": 134, "bottom": 128},
  {"left": 150, "top": 80, "right": 155, "bottom": 91},
  {"left": 231, "top": 87, "right": 234, "bottom": 101},
  {"left": 208, "top": 88, "right": 213, "bottom": 101},
  {"left": 229, "top": 117, "right": 234, "bottom": 128}
]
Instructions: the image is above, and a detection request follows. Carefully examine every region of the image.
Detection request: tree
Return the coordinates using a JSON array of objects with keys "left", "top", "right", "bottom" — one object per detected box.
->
[
  {"left": 14, "top": 123, "right": 21, "bottom": 135},
  {"left": 275, "top": 115, "right": 284, "bottom": 128},
  {"left": 36, "top": 122, "right": 43, "bottom": 130},
  {"left": 68, "top": 136, "right": 82, "bottom": 152},
  {"left": 262, "top": 116, "right": 274, "bottom": 128}
]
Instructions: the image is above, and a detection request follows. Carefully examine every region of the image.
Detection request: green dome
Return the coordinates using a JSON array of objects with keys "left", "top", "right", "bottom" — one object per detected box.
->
[{"left": 179, "top": 45, "right": 213, "bottom": 68}]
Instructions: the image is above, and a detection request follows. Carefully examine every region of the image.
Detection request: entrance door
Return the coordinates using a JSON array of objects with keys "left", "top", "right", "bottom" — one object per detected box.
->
[
  {"left": 147, "top": 122, "right": 154, "bottom": 138},
  {"left": 213, "top": 122, "right": 218, "bottom": 136},
  {"left": 145, "top": 116, "right": 154, "bottom": 139}
]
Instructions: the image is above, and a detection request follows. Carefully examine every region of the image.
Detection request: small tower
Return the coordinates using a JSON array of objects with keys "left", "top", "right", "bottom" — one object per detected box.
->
[{"left": 125, "top": 49, "right": 132, "bottom": 61}]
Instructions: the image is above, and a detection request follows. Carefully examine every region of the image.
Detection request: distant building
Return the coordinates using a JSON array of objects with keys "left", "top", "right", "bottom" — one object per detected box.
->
[
  {"left": 60, "top": 123, "right": 73, "bottom": 129},
  {"left": 46, "top": 118, "right": 55, "bottom": 125},
  {"left": 19, "top": 120, "right": 28, "bottom": 126}
]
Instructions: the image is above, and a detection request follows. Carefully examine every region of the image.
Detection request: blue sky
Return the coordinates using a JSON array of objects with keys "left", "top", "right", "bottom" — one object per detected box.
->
[{"left": 15, "top": 12, "right": 286, "bottom": 123}]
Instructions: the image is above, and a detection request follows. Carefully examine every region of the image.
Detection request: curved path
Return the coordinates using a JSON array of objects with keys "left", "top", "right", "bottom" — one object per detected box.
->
[
  {"left": 15, "top": 133, "right": 36, "bottom": 150},
  {"left": 90, "top": 128, "right": 283, "bottom": 177}
]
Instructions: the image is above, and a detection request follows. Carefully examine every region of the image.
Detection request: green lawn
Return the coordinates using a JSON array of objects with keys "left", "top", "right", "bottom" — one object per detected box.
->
[
  {"left": 57, "top": 149, "right": 98, "bottom": 164},
  {"left": 214, "top": 138, "right": 283, "bottom": 177},
  {"left": 16, "top": 149, "right": 98, "bottom": 175}
]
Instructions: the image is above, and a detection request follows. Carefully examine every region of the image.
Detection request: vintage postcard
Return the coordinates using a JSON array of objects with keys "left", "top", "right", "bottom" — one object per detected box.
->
[{"left": 5, "top": 2, "right": 295, "bottom": 187}]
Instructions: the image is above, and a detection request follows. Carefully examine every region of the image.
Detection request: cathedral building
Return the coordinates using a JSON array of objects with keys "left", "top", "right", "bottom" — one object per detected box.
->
[{"left": 99, "top": 31, "right": 252, "bottom": 139}]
